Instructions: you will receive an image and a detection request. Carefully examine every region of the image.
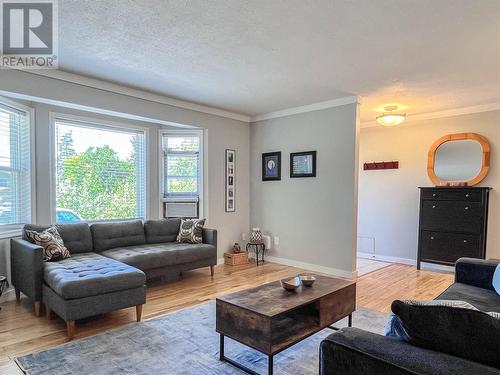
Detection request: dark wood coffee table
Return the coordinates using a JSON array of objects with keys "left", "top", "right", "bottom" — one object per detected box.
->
[{"left": 216, "top": 275, "right": 356, "bottom": 375}]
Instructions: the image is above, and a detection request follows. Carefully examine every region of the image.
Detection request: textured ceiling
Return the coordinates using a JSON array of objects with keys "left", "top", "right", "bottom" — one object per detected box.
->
[{"left": 58, "top": 0, "right": 500, "bottom": 122}]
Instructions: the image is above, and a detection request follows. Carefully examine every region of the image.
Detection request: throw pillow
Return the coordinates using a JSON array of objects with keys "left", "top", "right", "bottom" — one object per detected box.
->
[
  {"left": 176, "top": 218, "right": 205, "bottom": 244},
  {"left": 493, "top": 264, "right": 500, "bottom": 295},
  {"left": 389, "top": 299, "right": 500, "bottom": 368},
  {"left": 25, "top": 226, "right": 71, "bottom": 262}
]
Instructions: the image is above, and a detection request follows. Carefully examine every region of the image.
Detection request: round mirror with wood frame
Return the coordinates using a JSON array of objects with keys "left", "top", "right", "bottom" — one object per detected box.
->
[{"left": 427, "top": 133, "right": 490, "bottom": 186}]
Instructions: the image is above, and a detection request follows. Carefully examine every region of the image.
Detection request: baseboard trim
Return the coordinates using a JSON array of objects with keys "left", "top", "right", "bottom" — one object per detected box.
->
[
  {"left": 266, "top": 256, "right": 357, "bottom": 279},
  {"left": 357, "top": 252, "right": 416, "bottom": 266},
  {"left": 217, "top": 257, "right": 225, "bottom": 265}
]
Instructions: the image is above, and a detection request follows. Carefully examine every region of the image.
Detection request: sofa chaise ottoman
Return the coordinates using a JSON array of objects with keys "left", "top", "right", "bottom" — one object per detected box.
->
[{"left": 10, "top": 219, "right": 217, "bottom": 338}]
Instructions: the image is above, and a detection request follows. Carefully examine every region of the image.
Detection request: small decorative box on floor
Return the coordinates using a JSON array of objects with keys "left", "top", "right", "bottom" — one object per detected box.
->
[{"left": 224, "top": 251, "right": 249, "bottom": 266}]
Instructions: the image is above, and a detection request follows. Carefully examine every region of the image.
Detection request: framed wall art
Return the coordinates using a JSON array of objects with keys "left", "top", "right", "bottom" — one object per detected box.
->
[
  {"left": 225, "top": 149, "right": 235, "bottom": 212},
  {"left": 290, "top": 151, "right": 317, "bottom": 178},
  {"left": 262, "top": 151, "right": 281, "bottom": 181}
]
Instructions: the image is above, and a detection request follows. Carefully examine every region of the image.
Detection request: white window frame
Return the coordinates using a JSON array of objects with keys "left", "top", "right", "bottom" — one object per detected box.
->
[
  {"left": 50, "top": 112, "right": 149, "bottom": 223},
  {"left": 0, "top": 96, "right": 35, "bottom": 238},
  {"left": 159, "top": 128, "right": 204, "bottom": 218}
]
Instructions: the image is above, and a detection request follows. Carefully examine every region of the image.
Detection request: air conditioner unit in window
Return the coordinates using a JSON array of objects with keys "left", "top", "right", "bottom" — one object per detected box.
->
[{"left": 164, "top": 201, "right": 199, "bottom": 218}]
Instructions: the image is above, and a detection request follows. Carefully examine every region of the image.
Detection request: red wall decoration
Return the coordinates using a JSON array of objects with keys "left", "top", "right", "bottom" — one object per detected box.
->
[{"left": 363, "top": 161, "right": 399, "bottom": 170}]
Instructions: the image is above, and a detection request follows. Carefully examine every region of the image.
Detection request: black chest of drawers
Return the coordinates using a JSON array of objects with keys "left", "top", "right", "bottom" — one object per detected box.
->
[{"left": 417, "top": 187, "right": 491, "bottom": 269}]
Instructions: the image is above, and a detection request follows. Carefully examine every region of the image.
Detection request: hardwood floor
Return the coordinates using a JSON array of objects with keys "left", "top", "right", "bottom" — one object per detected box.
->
[{"left": 0, "top": 262, "right": 454, "bottom": 374}]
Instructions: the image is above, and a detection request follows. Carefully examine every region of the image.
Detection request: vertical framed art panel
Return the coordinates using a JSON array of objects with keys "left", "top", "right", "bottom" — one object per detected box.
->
[
  {"left": 262, "top": 152, "right": 281, "bottom": 181},
  {"left": 225, "top": 149, "right": 235, "bottom": 212}
]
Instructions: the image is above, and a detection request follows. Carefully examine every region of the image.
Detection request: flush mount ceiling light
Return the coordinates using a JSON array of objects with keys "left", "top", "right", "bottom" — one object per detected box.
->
[{"left": 376, "top": 106, "right": 406, "bottom": 126}]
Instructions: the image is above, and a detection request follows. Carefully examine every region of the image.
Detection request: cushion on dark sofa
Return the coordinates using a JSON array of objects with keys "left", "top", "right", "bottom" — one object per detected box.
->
[
  {"left": 144, "top": 219, "right": 181, "bottom": 244},
  {"left": 438, "top": 282, "right": 500, "bottom": 313},
  {"left": 91, "top": 220, "right": 146, "bottom": 252},
  {"left": 24, "top": 223, "right": 93, "bottom": 254},
  {"left": 391, "top": 299, "right": 500, "bottom": 368},
  {"left": 100, "top": 242, "right": 216, "bottom": 270},
  {"left": 44, "top": 253, "right": 145, "bottom": 299}
]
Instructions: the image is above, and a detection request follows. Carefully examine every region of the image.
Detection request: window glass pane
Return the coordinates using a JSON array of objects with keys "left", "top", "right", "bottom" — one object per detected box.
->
[
  {"left": 0, "top": 103, "right": 31, "bottom": 227},
  {"left": 167, "top": 178, "right": 198, "bottom": 194},
  {"left": 55, "top": 120, "right": 146, "bottom": 222},
  {"left": 0, "top": 170, "right": 15, "bottom": 225},
  {"left": 167, "top": 155, "right": 198, "bottom": 177}
]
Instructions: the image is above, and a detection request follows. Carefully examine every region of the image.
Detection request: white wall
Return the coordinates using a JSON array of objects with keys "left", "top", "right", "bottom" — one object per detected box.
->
[
  {"left": 250, "top": 103, "right": 360, "bottom": 277},
  {"left": 0, "top": 70, "right": 251, "bottom": 283},
  {"left": 358, "top": 110, "right": 500, "bottom": 263}
]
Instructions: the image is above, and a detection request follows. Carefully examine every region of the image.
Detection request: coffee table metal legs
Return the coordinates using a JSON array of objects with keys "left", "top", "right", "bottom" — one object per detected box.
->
[
  {"left": 219, "top": 334, "right": 274, "bottom": 375},
  {"left": 328, "top": 313, "right": 353, "bottom": 331}
]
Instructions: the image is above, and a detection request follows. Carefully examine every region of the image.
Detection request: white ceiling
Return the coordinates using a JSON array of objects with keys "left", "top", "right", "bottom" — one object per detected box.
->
[{"left": 59, "top": 0, "right": 500, "bottom": 122}]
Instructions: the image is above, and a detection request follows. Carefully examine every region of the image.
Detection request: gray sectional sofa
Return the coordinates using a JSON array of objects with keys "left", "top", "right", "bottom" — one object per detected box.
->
[
  {"left": 11, "top": 219, "right": 217, "bottom": 338},
  {"left": 320, "top": 258, "right": 500, "bottom": 374}
]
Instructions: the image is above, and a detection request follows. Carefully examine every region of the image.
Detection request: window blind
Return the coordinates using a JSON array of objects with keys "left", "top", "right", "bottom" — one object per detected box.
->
[
  {"left": 163, "top": 133, "right": 201, "bottom": 199},
  {"left": 0, "top": 103, "right": 31, "bottom": 227},
  {"left": 55, "top": 119, "right": 146, "bottom": 222}
]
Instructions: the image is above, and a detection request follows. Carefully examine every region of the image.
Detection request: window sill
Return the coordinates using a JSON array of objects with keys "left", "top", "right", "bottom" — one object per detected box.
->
[
  {"left": 0, "top": 229, "right": 22, "bottom": 240},
  {"left": 162, "top": 197, "right": 199, "bottom": 203}
]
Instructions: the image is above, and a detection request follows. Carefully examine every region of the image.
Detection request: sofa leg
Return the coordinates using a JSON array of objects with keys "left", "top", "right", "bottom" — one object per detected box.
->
[
  {"left": 67, "top": 321, "right": 75, "bottom": 339},
  {"left": 45, "top": 303, "right": 53, "bottom": 320},
  {"left": 210, "top": 265, "right": 214, "bottom": 277},
  {"left": 15, "top": 288, "right": 20, "bottom": 303},
  {"left": 34, "top": 301, "right": 41, "bottom": 317},
  {"left": 136, "top": 305, "right": 143, "bottom": 322}
]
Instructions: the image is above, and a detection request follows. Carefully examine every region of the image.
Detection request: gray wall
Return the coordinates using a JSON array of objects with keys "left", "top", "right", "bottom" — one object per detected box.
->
[
  {"left": 358, "top": 110, "right": 500, "bottom": 263},
  {"left": 250, "top": 104, "right": 360, "bottom": 277},
  {"left": 0, "top": 70, "right": 250, "bottom": 284}
]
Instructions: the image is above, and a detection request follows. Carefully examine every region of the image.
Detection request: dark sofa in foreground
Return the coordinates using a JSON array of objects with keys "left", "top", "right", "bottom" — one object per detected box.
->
[
  {"left": 320, "top": 258, "right": 500, "bottom": 374},
  {"left": 11, "top": 219, "right": 217, "bottom": 338}
]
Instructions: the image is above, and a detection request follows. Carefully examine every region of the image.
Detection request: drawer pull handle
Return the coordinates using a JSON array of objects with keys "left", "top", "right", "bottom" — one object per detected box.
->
[
  {"left": 430, "top": 236, "right": 435, "bottom": 240},
  {"left": 463, "top": 240, "right": 468, "bottom": 243},
  {"left": 432, "top": 205, "right": 436, "bottom": 209},
  {"left": 432, "top": 193, "right": 437, "bottom": 197},
  {"left": 465, "top": 194, "right": 470, "bottom": 198},
  {"left": 465, "top": 206, "right": 469, "bottom": 210}
]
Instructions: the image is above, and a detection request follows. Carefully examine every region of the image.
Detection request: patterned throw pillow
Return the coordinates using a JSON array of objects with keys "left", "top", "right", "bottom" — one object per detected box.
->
[
  {"left": 176, "top": 218, "right": 205, "bottom": 244},
  {"left": 25, "top": 226, "right": 71, "bottom": 262}
]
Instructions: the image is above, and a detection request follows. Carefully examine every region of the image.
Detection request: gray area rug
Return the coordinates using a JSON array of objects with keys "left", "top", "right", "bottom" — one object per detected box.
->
[{"left": 17, "top": 301, "right": 387, "bottom": 375}]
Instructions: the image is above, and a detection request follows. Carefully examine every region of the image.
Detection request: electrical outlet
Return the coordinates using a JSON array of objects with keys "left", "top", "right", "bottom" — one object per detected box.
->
[
  {"left": 242, "top": 232, "right": 247, "bottom": 241},
  {"left": 274, "top": 236, "right": 279, "bottom": 246}
]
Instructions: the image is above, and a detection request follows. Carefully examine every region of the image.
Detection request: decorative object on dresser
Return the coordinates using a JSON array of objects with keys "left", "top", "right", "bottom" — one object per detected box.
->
[
  {"left": 290, "top": 151, "right": 317, "bottom": 178},
  {"left": 262, "top": 151, "right": 281, "bottom": 181},
  {"left": 417, "top": 187, "right": 491, "bottom": 269},
  {"left": 224, "top": 250, "right": 249, "bottom": 266},
  {"left": 216, "top": 275, "right": 356, "bottom": 375},
  {"left": 427, "top": 133, "right": 490, "bottom": 187},
  {"left": 225, "top": 149, "right": 236, "bottom": 212}
]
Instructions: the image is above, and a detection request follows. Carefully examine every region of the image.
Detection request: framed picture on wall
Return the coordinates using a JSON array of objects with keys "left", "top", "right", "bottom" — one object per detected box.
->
[
  {"left": 262, "top": 152, "right": 281, "bottom": 181},
  {"left": 225, "top": 149, "right": 235, "bottom": 212},
  {"left": 290, "top": 151, "right": 317, "bottom": 178}
]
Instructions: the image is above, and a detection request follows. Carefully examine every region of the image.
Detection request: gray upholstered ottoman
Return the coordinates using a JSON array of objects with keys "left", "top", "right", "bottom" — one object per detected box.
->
[{"left": 43, "top": 253, "right": 146, "bottom": 338}]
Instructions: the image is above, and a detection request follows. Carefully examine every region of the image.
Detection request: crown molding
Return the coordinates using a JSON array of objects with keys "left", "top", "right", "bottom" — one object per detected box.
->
[
  {"left": 22, "top": 69, "right": 252, "bottom": 123},
  {"left": 361, "top": 102, "right": 500, "bottom": 128},
  {"left": 251, "top": 96, "right": 361, "bottom": 122}
]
